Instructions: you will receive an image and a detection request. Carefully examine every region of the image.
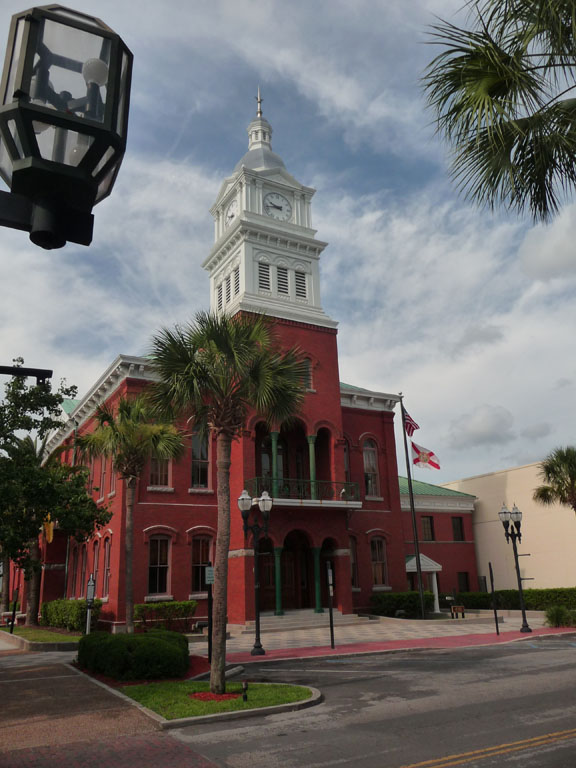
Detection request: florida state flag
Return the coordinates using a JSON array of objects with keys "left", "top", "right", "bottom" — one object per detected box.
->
[{"left": 411, "top": 441, "right": 440, "bottom": 470}]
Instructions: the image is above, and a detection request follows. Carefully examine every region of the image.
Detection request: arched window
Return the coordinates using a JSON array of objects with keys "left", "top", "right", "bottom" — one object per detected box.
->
[
  {"left": 350, "top": 536, "right": 359, "bottom": 588},
  {"left": 148, "top": 536, "right": 170, "bottom": 595},
  {"left": 191, "top": 536, "right": 212, "bottom": 592},
  {"left": 363, "top": 439, "right": 380, "bottom": 496},
  {"left": 102, "top": 538, "right": 111, "bottom": 598},
  {"left": 371, "top": 537, "right": 387, "bottom": 586},
  {"left": 191, "top": 432, "right": 209, "bottom": 488},
  {"left": 93, "top": 540, "right": 100, "bottom": 597}
]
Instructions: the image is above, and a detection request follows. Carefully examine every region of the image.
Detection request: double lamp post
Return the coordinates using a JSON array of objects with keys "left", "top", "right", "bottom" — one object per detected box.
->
[
  {"left": 238, "top": 489, "right": 273, "bottom": 656},
  {"left": 498, "top": 502, "right": 532, "bottom": 633}
]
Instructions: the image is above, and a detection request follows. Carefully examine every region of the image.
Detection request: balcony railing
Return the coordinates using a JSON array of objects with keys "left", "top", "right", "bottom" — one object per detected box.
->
[{"left": 245, "top": 476, "right": 360, "bottom": 502}]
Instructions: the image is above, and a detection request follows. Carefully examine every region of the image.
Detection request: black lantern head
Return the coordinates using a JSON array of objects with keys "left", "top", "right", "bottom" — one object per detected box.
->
[{"left": 0, "top": 5, "right": 132, "bottom": 247}]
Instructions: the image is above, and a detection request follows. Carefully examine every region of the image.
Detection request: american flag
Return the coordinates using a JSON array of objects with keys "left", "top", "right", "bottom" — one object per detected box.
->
[{"left": 403, "top": 409, "right": 420, "bottom": 437}]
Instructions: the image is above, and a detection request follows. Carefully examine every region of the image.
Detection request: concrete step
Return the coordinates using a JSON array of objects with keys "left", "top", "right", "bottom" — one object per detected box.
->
[{"left": 229, "top": 610, "right": 373, "bottom": 635}]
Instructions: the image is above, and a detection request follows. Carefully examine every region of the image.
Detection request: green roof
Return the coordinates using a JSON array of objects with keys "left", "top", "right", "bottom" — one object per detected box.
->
[
  {"left": 339, "top": 382, "right": 377, "bottom": 394},
  {"left": 398, "top": 476, "right": 476, "bottom": 498},
  {"left": 61, "top": 398, "right": 80, "bottom": 415}
]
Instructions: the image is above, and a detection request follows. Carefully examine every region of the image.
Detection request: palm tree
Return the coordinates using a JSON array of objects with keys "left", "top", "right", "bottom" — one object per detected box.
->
[
  {"left": 423, "top": 0, "right": 576, "bottom": 222},
  {"left": 149, "top": 311, "right": 306, "bottom": 693},
  {"left": 533, "top": 446, "right": 576, "bottom": 513},
  {"left": 76, "top": 395, "right": 185, "bottom": 633}
]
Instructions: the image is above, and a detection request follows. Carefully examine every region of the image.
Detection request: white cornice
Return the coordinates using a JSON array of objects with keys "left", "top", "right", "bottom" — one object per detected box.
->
[
  {"left": 45, "top": 354, "right": 154, "bottom": 455},
  {"left": 400, "top": 496, "right": 475, "bottom": 513},
  {"left": 340, "top": 387, "right": 400, "bottom": 413}
]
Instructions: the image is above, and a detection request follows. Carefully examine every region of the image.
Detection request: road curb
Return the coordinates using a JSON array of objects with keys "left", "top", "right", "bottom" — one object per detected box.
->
[{"left": 0, "top": 631, "right": 79, "bottom": 652}]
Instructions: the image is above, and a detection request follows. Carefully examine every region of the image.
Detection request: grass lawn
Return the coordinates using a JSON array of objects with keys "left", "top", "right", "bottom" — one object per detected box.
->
[
  {"left": 121, "top": 680, "right": 312, "bottom": 719},
  {"left": 0, "top": 626, "right": 81, "bottom": 642}
]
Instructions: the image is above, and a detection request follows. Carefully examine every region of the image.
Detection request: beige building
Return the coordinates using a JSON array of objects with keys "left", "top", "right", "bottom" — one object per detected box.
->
[{"left": 444, "top": 463, "right": 576, "bottom": 590}]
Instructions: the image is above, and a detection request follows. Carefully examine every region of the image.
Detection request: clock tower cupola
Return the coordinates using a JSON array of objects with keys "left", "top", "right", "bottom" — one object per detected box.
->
[{"left": 203, "top": 91, "right": 336, "bottom": 330}]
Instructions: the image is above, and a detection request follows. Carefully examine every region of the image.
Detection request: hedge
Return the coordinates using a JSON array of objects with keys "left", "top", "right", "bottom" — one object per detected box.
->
[
  {"left": 41, "top": 599, "right": 102, "bottom": 632},
  {"left": 448, "top": 588, "right": 576, "bottom": 611},
  {"left": 134, "top": 600, "right": 197, "bottom": 633},
  {"left": 371, "top": 591, "right": 434, "bottom": 618},
  {"left": 77, "top": 629, "right": 189, "bottom": 680}
]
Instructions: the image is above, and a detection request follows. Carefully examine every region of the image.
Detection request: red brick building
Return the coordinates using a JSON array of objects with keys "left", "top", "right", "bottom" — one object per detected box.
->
[{"left": 24, "top": 104, "right": 478, "bottom": 630}]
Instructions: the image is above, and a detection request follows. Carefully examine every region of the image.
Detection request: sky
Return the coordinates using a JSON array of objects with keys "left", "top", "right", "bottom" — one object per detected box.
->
[{"left": 0, "top": 0, "right": 575, "bottom": 486}]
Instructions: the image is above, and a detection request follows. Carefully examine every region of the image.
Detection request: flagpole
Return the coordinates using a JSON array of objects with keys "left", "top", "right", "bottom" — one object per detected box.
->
[{"left": 399, "top": 393, "right": 426, "bottom": 620}]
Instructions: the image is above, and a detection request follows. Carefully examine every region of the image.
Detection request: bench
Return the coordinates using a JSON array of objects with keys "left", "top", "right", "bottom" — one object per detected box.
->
[{"left": 450, "top": 605, "right": 466, "bottom": 619}]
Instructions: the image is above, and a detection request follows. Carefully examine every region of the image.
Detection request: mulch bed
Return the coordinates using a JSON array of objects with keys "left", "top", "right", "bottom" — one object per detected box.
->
[
  {"left": 77, "top": 654, "right": 211, "bottom": 688},
  {"left": 189, "top": 691, "right": 239, "bottom": 701}
]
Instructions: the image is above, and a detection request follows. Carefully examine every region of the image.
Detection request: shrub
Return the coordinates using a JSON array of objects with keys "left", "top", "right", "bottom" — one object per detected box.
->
[
  {"left": 133, "top": 600, "right": 198, "bottom": 633},
  {"left": 370, "top": 591, "right": 434, "bottom": 618},
  {"left": 41, "top": 599, "right": 102, "bottom": 632},
  {"left": 545, "top": 605, "right": 575, "bottom": 628},
  {"left": 447, "top": 588, "right": 576, "bottom": 612},
  {"left": 77, "top": 630, "right": 189, "bottom": 680}
]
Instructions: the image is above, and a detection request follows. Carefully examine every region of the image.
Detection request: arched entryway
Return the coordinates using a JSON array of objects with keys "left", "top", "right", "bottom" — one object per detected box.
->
[{"left": 281, "top": 530, "right": 313, "bottom": 610}]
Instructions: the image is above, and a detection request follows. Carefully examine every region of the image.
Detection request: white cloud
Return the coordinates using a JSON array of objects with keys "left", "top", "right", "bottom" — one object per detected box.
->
[
  {"left": 448, "top": 405, "right": 515, "bottom": 450},
  {"left": 519, "top": 204, "right": 576, "bottom": 279}
]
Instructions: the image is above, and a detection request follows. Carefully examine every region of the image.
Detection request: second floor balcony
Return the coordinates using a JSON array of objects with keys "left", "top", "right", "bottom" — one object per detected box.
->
[{"left": 245, "top": 476, "right": 361, "bottom": 508}]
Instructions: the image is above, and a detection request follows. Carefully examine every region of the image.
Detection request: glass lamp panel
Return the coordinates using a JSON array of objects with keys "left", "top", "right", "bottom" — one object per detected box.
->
[
  {"left": 115, "top": 50, "right": 131, "bottom": 137},
  {"left": 510, "top": 504, "right": 522, "bottom": 523},
  {"left": 95, "top": 159, "right": 120, "bottom": 202},
  {"left": 499, "top": 503, "right": 511, "bottom": 522},
  {"left": 33, "top": 123, "right": 94, "bottom": 165},
  {"left": 33, "top": 18, "right": 110, "bottom": 124},
  {"left": 91, "top": 145, "right": 115, "bottom": 177},
  {"left": 0, "top": 141, "right": 12, "bottom": 185},
  {"left": 2, "top": 18, "right": 24, "bottom": 105}
]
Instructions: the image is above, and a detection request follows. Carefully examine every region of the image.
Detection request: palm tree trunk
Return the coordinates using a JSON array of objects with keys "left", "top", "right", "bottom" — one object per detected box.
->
[
  {"left": 25, "top": 539, "right": 41, "bottom": 626},
  {"left": 1, "top": 552, "right": 10, "bottom": 613},
  {"left": 125, "top": 477, "right": 136, "bottom": 633},
  {"left": 210, "top": 432, "right": 232, "bottom": 694}
]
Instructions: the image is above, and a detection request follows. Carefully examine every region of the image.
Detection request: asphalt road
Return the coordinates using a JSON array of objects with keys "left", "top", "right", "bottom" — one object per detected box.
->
[{"left": 172, "top": 636, "right": 576, "bottom": 768}]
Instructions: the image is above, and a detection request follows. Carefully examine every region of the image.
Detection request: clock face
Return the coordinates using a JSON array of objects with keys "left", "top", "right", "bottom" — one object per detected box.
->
[
  {"left": 225, "top": 199, "right": 238, "bottom": 227},
  {"left": 264, "top": 192, "right": 292, "bottom": 222}
]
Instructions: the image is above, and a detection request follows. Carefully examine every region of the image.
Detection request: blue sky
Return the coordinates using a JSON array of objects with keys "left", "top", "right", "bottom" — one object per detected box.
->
[{"left": 1, "top": 0, "right": 575, "bottom": 487}]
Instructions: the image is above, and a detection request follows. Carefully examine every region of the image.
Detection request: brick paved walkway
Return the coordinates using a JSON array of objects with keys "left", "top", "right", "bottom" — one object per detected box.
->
[{"left": 1, "top": 733, "right": 218, "bottom": 768}]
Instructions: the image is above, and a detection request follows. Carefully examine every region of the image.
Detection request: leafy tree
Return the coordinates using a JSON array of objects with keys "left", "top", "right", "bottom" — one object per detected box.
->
[
  {"left": 533, "top": 446, "right": 576, "bottom": 513},
  {"left": 149, "top": 311, "right": 306, "bottom": 693},
  {"left": 0, "top": 436, "right": 111, "bottom": 624},
  {"left": 75, "top": 395, "right": 185, "bottom": 633},
  {"left": 0, "top": 359, "right": 77, "bottom": 612},
  {"left": 423, "top": 0, "right": 576, "bottom": 222}
]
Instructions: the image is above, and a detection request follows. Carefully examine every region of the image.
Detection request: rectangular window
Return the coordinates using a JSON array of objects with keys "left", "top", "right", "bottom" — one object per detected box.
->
[
  {"left": 258, "top": 262, "right": 270, "bottom": 291},
  {"left": 191, "top": 433, "right": 209, "bottom": 488},
  {"left": 225, "top": 274, "right": 231, "bottom": 303},
  {"left": 234, "top": 267, "right": 240, "bottom": 295},
  {"left": 103, "top": 539, "right": 111, "bottom": 598},
  {"left": 93, "top": 541, "right": 99, "bottom": 598},
  {"left": 371, "top": 538, "right": 387, "bottom": 585},
  {"left": 148, "top": 538, "right": 169, "bottom": 594},
  {"left": 191, "top": 537, "right": 211, "bottom": 592},
  {"left": 277, "top": 266, "right": 289, "bottom": 294},
  {"left": 149, "top": 457, "right": 170, "bottom": 487},
  {"left": 295, "top": 271, "right": 307, "bottom": 298},
  {"left": 350, "top": 536, "right": 359, "bottom": 588},
  {"left": 457, "top": 571, "right": 470, "bottom": 592},
  {"left": 421, "top": 516, "right": 435, "bottom": 541},
  {"left": 70, "top": 548, "right": 78, "bottom": 597},
  {"left": 452, "top": 516, "right": 465, "bottom": 541},
  {"left": 217, "top": 283, "right": 223, "bottom": 311},
  {"left": 99, "top": 458, "right": 106, "bottom": 498},
  {"left": 110, "top": 465, "right": 116, "bottom": 494},
  {"left": 80, "top": 547, "right": 87, "bottom": 598}
]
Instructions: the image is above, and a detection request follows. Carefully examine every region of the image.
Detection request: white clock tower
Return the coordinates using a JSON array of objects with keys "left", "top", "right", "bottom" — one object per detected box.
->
[{"left": 202, "top": 92, "right": 337, "bottom": 330}]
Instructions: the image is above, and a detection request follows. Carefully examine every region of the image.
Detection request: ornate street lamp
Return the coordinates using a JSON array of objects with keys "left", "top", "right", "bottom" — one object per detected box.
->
[
  {"left": 0, "top": 5, "right": 132, "bottom": 248},
  {"left": 498, "top": 502, "right": 532, "bottom": 633},
  {"left": 238, "top": 489, "right": 272, "bottom": 656}
]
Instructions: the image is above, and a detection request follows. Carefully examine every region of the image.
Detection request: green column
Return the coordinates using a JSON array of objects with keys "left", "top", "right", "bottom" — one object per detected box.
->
[
  {"left": 307, "top": 434, "right": 317, "bottom": 500},
  {"left": 312, "top": 547, "right": 324, "bottom": 613},
  {"left": 274, "top": 546, "right": 284, "bottom": 616},
  {"left": 271, "top": 431, "right": 279, "bottom": 498}
]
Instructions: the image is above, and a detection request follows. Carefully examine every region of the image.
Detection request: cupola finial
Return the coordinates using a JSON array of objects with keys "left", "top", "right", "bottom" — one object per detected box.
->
[{"left": 256, "top": 86, "right": 263, "bottom": 117}]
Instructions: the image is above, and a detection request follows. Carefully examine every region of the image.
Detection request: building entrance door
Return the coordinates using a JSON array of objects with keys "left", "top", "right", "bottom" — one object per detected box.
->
[{"left": 282, "top": 531, "right": 312, "bottom": 610}]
